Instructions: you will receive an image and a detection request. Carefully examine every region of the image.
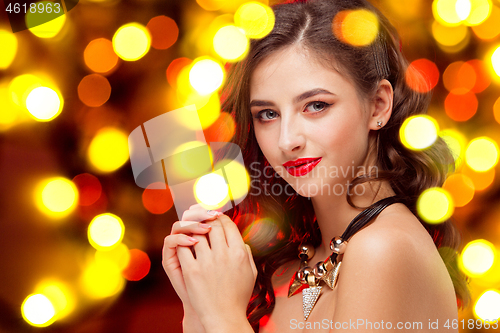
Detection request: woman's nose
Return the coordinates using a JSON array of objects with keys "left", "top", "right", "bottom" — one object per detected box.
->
[{"left": 277, "top": 116, "right": 305, "bottom": 153}]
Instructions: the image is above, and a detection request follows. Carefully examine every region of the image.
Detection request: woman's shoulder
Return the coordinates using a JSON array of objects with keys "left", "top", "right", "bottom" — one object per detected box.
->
[{"left": 333, "top": 203, "right": 458, "bottom": 325}]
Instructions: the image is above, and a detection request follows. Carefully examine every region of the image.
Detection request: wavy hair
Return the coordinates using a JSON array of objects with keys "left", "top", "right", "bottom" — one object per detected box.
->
[{"left": 219, "top": 0, "right": 470, "bottom": 330}]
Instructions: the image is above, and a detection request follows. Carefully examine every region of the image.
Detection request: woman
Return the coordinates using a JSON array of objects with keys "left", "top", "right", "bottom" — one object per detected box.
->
[{"left": 162, "top": 0, "right": 470, "bottom": 332}]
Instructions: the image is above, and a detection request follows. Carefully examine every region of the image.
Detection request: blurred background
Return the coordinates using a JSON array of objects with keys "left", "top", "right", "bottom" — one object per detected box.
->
[{"left": 1, "top": 0, "right": 500, "bottom": 332}]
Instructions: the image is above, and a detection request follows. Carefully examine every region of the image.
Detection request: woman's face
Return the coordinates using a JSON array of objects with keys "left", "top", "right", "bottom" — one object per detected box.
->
[{"left": 249, "top": 46, "right": 376, "bottom": 197}]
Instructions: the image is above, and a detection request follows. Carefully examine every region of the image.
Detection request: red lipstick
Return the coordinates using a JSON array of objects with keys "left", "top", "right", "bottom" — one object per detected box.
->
[{"left": 282, "top": 157, "right": 322, "bottom": 176}]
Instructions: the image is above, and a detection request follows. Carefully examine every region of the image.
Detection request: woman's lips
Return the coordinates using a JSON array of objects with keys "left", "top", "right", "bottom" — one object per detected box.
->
[{"left": 283, "top": 157, "right": 322, "bottom": 176}]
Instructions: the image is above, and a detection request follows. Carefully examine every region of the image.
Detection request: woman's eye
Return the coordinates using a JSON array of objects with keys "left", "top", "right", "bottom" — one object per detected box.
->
[
  {"left": 256, "top": 110, "right": 279, "bottom": 121},
  {"left": 305, "top": 101, "right": 331, "bottom": 113}
]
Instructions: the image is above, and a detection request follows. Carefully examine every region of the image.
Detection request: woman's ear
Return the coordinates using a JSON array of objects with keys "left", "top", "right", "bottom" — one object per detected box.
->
[{"left": 368, "top": 79, "right": 393, "bottom": 130}]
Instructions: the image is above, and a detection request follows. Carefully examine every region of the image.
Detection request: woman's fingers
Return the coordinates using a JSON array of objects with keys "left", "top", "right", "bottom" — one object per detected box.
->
[
  {"left": 245, "top": 244, "right": 258, "bottom": 280},
  {"left": 181, "top": 206, "right": 221, "bottom": 223},
  {"left": 171, "top": 221, "right": 212, "bottom": 235},
  {"left": 218, "top": 214, "right": 246, "bottom": 249}
]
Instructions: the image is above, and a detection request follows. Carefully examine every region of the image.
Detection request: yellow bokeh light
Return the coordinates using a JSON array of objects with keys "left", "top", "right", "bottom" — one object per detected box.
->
[
  {"left": 432, "top": 20, "right": 469, "bottom": 47},
  {"left": 95, "top": 243, "right": 130, "bottom": 270},
  {"left": 35, "top": 280, "right": 75, "bottom": 319},
  {"left": 433, "top": 0, "right": 463, "bottom": 26},
  {"left": 80, "top": 259, "right": 125, "bottom": 299},
  {"left": 0, "top": 82, "right": 24, "bottom": 131},
  {"left": 88, "top": 213, "right": 125, "bottom": 251},
  {"left": 464, "top": 0, "right": 492, "bottom": 26},
  {"left": 234, "top": 2, "right": 275, "bottom": 39},
  {"left": 491, "top": 45, "right": 500, "bottom": 78},
  {"left": 194, "top": 173, "right": 230, "bottom": 210},
  {"left": 214, "top": 159, "right": 250, "bottom": 201},
  {"left": 400, "top": 115, "right": 439, "bottom": 150},
  {"left": 112, "top": 23, "right": 151, "bottom": 61},
  {"left": 213, "top": 25, "right": 249, "bottom": 61},
  {"left": 463, "top": 164, "right": 495, "bottom": 191},
  {"left": 88, "top": 127, "right": 129, "bottom": 173},
  {"left": 35, "top": 177, "right": 78, "bottom": 218},
  {"left": 189, "top": 57, "right": 224, "bottom": 95},
  {"left": 474, "top": 290, "right": 500, "bottom": 321},
  {"left": 455, "top": 0, "right": 472, "bottom": 20},
  {"left": 417, "top": 187, "right": 454, "bottom": 224},
  {"left": 439, "top": 129, "right": 467, "bottom": 169},
  {"left": 334, "top": 9, "right": 379, "bottom": 47},
  {"left": 8, "top": 74, "right": 43, "bottom": 107},
  {"left": 169, "top": 141, "right": 213, "bottom": 182},
  {"left": 460, "top": 239, "right": 495, "bottom": 276},
  {"left": 472, "top": 4, "right": 500, "bottom": 39},
  {"left": 26, "top": 86, "right": 64, "bottom": 121},
  {"left": 465, "top": 136, "right": 499, "bottom": 172},
  {"left": 0, "top": 29, "right": 17, "bottom": 69},
  {"left": 443, "top": 173, "right": 475, "bottom": 207},
  {"left": 26, "top": 5, "right": 66, "bottom": 39},
  {"left": 21, "top": 294, "right": 56, "bottom": 327}
]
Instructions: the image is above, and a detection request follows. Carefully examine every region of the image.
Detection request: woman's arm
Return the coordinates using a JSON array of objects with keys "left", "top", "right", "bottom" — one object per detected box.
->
[{"left": 330, "top": 217, "right": 458, "bottom": 333}]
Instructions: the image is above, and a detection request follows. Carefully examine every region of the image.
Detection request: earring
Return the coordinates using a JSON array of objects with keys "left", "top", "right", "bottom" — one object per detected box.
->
[{"left": 377, "top": 120, "right": 383, "bottom": 128}]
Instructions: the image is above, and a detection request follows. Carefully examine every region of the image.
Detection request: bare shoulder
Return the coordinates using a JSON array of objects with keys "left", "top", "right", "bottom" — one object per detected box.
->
[{"left": 332, "top": 203, "right": 458, "bottom": 332}]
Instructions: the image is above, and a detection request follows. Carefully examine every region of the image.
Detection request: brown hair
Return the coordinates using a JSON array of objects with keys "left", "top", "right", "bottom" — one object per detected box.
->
[{"left": 219, "top": 0, "right": 470, "bottom": 330}]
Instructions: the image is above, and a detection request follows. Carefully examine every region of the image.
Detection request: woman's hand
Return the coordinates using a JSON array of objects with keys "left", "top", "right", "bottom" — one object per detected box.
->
[
  {"left": 162, "top": 205, "right": 220, "bottom": 332},
  {"left": 177, "top": 211, "right": 258, "bottom": 332}
]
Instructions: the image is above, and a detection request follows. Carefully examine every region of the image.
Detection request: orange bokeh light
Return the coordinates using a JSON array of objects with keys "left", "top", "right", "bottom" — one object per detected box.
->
[
  {"left": 444, "top": 91, "right": 478, "bottom": 122},
  {"left": 443, "top": 173, "right": 475, "bottom": 207},
  {"left": 467, "top": 59, "right": 491, "bottom": 93},
  {"left": 142, "top": 182, "right": 174, "bottom": 214},
  {"left": 122, "top": 249, "right": 151, "bottom": 281},
  {"left": 166, "top": 57, "right": 192, "bottom": 88},
  {"left": 471, "top": 4, "right": 500, "bottom": 40},
  {"left": 462, "top": 164, "right": 496, "bottom": 191},
  {"left": 203, "top": 111, "right": 236, "bottom": 143},
  {"left": 146, "top": 16, "right": 179, "bottom": 50},
  {"left": 443, "top": 61, "right": 476, "bottom": 94},
  {"left": 494, "top": 97, "right": 500, "bottom": 125},
  {"left": 405, "top": 59, "right": 440, "bottom": 93},
  {"left": 72, "top": 173, "right": 102, "bottom": 206},
  {"left": 77, "top": 74, "right": 112, "bottom": 107},
  {"left": 83, "top": 38, "right": 119, "bottom": 74}
]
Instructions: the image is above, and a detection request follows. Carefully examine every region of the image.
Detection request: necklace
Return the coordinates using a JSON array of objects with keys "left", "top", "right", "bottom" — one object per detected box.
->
[{"left": 287, "top": 196, "right": 400, "bottom": 321}]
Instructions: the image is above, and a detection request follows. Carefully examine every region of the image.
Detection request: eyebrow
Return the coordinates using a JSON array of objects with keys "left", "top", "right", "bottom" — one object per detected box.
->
[{"left": 249, "top": 88, "right": 335, "bottom": 108}]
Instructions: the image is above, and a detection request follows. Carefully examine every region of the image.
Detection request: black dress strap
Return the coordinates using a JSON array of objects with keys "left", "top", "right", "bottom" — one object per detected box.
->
[{"left": 330, "top": 196, "right": 400, "bottom": 262}]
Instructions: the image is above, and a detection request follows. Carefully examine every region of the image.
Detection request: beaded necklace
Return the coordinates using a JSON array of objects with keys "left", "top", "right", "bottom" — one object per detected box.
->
[{"left": 287, "top": 196, "right": 400, "bottom": 320}]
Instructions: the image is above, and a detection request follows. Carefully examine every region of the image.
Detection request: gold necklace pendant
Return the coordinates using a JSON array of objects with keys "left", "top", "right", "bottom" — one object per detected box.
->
[{"left": 302, "top": 274, "right": 322, "bottom": 321}]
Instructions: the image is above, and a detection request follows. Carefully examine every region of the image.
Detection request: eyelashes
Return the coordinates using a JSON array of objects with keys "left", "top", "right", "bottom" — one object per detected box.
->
[{"left": 253, "top": 101, "right": 333, "bottom": 123}]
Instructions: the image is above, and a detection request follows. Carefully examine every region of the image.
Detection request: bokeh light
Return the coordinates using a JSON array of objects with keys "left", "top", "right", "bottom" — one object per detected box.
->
[
  {"left": 8, "top": 74, "right": 43, "bottom": 107},
  {"left": 234, "top": 2, "right": 275, "bottom": 39},
  {"left": 433, "top": 0, "right": 463, "bottom": 26},
  {"left": 21, "top": 294, "right": 56, "bottom": 327},
  {"left": 122, "top": 249, "right": 151, "bottom": 281},
  {"left": 213, "top": 25, "right": 249, "bottom": 61},
  {"left": 243, "top": 217, "right": 281, "bottom": 255},
  {"left": 142, "top": 182, "right": 174, "bottom": 214},
  {"left": 213, "top": 159, "right": 250, "bottom": 201},
  {"left": 26, "top": 3, "right": 66, "bottom": 38},
  {"left": 72, "top": 173, "right": 102, "bottom": 206},
  {"left": 203, "top": 111, "right": 236, "bottom": 143},
  {"left": 400, "top": 115, "right": 439, "bottom": 150},
  {"left": 467, "top": 59, "right": 491, "bottom": 93},
  {"left": 146, "top": 15, "right": 179, "bottom": 50},
  {"left": 26, "top": 86, "right": 64, "bottom": 121},
  {"left": 80, "top": 259, "right": 125, "bottom": 299},
  {"left": 443, "top": 173, "right": 475, "bottom": 207},
  {"left": 417, "top": 187, "right": 454, "bottom": 224},
  {"left": 78, "top": 74, "right": 112, "bottom": 107},
  {"left": 35, "top": 177, "right": 78, "bottom": 219},
  {"left": 0, "top": 29, "right": 17, "bottom": 69},
  {"left": 112, "top": 23, "right": 151, "bottom": 61},
  {"left": 95, "top": 243, "right": 131, "bottom": 270},
  {"left": 460, "top": 239, "right": 496, "bottom": 276},
  {"left": 88, "top": 213, "right": 125, "bottom": 251},
  {"left": 432, "top": 21, "right": 469, "bottom": 48},
  {"left": 194, "top": 173, "right": 229, "bottom": 209},
  {"left": 443, "top": 61, "right": 476, "bottom": 94},
  {"left": 166, "top": 57, "right": 192, "bottom": 88},
  {"left": 189, "top": 57, "right": 224, "bottom": 95},
  {"left": 464, "top": 0, "right": 492, "bottom": 26},
  {"left": 34, "top": 280, "right": 75, "bottom": 319},
  {"left": 406, "top": 59, "right": 440, "bottom": 93},
  {"left": 494, "top": 96, "right": 500, "bottom": 125},
  {"left": 474, "top": 290, "right": 500, "bottom": 321},
  {"left": 88, "top": 127, "right": 129, "bottom": 173},
  {"left": 491, "top": 45, "right": 500, "bottom": 78},
  {"left": 444, "top": 91, "right": 478, "bottom": 121},
  {"left": 83, "top": 38, "right": 119, "bottom": 73},
  {"left": 462, "top": 164, "right": 496, "bottom": 191},
  {"left": 465, "top": 137, "right": 499, "bottom": 172},
  {"left": 333, "top": 9, "right": 379, "bottom": 46},
  {"left": 439, "top": 129, "right": 467, "bottom": 169},
  {"left": 472, "top": 4, "right": 500, "bottom": 39}
]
